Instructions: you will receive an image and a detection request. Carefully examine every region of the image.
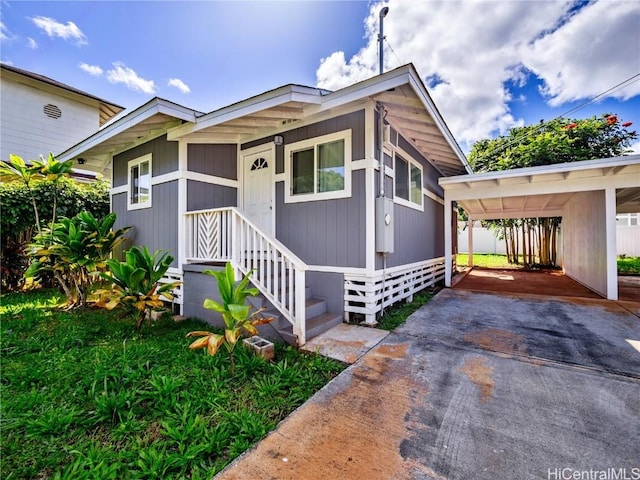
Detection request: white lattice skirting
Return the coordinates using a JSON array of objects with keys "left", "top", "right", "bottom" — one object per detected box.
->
[
  {"left": 344, "top": 257, "right": 447, "bottom": 324},
  {"left": 158, "top": 270, "right": 183, "bottom": 313}
]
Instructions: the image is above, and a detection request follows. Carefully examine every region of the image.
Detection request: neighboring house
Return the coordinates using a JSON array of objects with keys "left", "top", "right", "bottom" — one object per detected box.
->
[
  {"left": 0, "top": 63, "right": 123, "bottom": 169},
  {"left": 59, "top": 64, "right": 470, "bottom": 346}
]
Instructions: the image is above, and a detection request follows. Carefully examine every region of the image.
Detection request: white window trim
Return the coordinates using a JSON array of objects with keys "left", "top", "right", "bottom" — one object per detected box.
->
[
  {"left": 393, "top": 148, "right": 424, "bottom": 212},
  {"left": 284, "top": 129, "right": 352, "bottom": 204},
  {"left": 127, "top": 153, "right": 152, "bottom": 211}
]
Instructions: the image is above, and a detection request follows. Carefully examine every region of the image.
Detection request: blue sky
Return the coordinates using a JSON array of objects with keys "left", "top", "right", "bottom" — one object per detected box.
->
[{"left": 2, "top": 0, "right": 639, "bottom": 153}]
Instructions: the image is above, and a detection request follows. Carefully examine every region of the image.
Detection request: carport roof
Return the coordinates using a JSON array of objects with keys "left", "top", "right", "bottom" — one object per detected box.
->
[{"left": 439, "top": 155, "right": 640, "bottom": 220}]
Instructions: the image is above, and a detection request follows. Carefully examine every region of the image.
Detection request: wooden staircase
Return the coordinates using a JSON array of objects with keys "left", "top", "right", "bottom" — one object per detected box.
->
[{"left": 248, "top": 284, "right": 343, "bottom": 345}]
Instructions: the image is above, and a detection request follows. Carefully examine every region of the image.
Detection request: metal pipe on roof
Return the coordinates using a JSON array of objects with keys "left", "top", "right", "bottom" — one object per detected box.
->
[{"left": 379, "top": 7, "right": 389, "bottom": 75}]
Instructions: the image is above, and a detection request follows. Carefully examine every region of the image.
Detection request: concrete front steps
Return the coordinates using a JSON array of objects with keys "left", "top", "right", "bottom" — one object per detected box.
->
[{"left": 248, "top": 286, "right": 343, "bottom": 346}]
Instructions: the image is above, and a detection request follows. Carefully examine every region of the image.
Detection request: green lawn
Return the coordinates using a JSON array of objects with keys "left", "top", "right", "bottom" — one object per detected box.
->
[
  {"left": 456, "top": 253, "right": 525, "bottom": 269},
  {"left": 0, "top": 290, "right": 344, "bottom": 479},
  {"left": 457, "top": 253, "right": 640, "bottom": 274},
  {"left": 376, "top": 290, "right": 435, "bottom": 331},
  {"left": 618, "top": 256, "right": 640, "bottom": 274}
]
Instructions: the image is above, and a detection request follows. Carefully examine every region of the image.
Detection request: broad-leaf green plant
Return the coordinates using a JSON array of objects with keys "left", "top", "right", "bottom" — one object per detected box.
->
[
  {"left": 26, "top": 212, "right": 130, "bottom": 307},
  {"left": 0, "top": 154, "right": 45, "bottom": 234},
  {"left": 94, "top": 246, "right": 181, "bottom": 331},
  {"left": 186, "top": 263, "right": 273, "bottom": 373}
]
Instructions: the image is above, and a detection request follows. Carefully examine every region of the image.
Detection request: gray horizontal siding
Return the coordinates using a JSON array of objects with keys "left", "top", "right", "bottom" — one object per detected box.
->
[
  {"left": 113, "top": 134, "right": 178, "bottom": 187},
  {"left": 187, "top": 180, "right": 237, "bottom": 211},
  {"left": 111, "top": 181, "right": 179, "bottom": 267},
  {"left": 241, "top": 110, "right": 366, "bottom": 174},
  {"left": 276, "top": 170, "right": 366, "bottom": 268},
  {"left": 188, "top": 143, "right": 237, "bottom": 179}
]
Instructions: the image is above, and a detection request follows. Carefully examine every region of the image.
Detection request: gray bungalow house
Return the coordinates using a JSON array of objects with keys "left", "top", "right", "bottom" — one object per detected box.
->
[{"left": 59, "top": 64, "right": 471, "bottom": 345}]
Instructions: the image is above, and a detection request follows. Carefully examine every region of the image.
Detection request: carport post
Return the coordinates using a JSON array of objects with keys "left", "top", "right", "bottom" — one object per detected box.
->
[
  {"left": 605, "top": 187, "right": 618, "bottom": 300},
  {"left": 468, "top": 217, "right": 474, "bottom": 267},
  {"left": 444, "top": 196, "right": 452, "bottom": 287}
]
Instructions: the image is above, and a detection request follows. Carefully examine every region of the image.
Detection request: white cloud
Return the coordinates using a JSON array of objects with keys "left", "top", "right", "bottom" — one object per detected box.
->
[
  {"left": 1, "top": 21, "right": 13, "bottom": 42},
  {"left": 106, "top": 62, "right": 156, "bottom": 95},
  {"left": 79, "top": 62, "right": 103, "bottom": 77},
  {"left": 167, "top": 78, "right": 190, "bottom": 94},
  {"left": 26, "top": 37, "right": 37, "bottom": 49},
  {"left": 521, "top": 0, "right": 640, "bottom": 106},
  {"left": 629, "top": 140, "right": 640, "bottom": 155},
  {"left": 316, "top": 0, "right": 639, "bottom": 149},
  {"left": 32, "top": 16, "right": 87, "bottom": 45}
]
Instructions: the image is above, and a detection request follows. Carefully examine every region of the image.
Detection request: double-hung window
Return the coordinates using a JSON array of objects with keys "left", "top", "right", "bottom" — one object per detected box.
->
[
  {"left": 128, "top": 154, "right": 152, "bottom": 210},
  {"left": 394, "top": 153, "right": 423, "bottom": 210},
  {"left": 285, "top": 130, "right": 351, "bottom": 203}
]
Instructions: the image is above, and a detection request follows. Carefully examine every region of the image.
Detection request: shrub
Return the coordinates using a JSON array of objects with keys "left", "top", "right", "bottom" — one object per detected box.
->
[
  {"left": 25, "top": 212, "right": 130, "bottom": 307},
  {"left": 0, "top": 154, "right": 109, "bottom": 291},
  {"left": 93, "top": 246, "right": 181, "bottom": 330},
  {"left": 186, "top": 263, "right": 273, "bottom": 373}
]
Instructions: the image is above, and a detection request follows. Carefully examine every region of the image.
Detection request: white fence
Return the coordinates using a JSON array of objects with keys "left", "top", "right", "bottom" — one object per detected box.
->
[
  {"left": 459, "top": 222, "right": 639, "bottom": 258},
  {"left": 617, "top": 226, "right": 640, "bottom": 256},
  {"left": 344, "top": 257, "right": 447, "bottom": 324}
]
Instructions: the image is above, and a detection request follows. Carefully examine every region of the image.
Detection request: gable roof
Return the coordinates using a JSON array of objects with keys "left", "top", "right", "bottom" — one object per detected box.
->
[
  {"left": 58, "top": 63, "right": 471, "bottom": 178},
  {"left": 1, "top": 63, "right": 124, "bottom": 125}
]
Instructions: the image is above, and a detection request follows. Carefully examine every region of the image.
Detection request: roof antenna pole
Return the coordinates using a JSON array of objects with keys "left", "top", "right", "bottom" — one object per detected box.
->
[{"left": 379, "top": 6, "right": 389, "bottom": 75}]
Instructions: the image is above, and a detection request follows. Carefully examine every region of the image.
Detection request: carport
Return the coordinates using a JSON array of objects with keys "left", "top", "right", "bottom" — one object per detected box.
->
[{"left": 440, "top": 155, "right": 640, "bottom": 300}]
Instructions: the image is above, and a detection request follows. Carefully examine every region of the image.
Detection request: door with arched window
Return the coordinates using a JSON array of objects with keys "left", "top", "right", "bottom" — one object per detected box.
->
[{"left": 242, "top": 147, "right": 274, "bottom": 235}]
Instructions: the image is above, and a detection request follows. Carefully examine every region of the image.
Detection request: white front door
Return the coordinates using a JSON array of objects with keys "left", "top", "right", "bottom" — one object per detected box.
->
[{"left": 243, "top": 148, "right": 274, "bottom": 235}]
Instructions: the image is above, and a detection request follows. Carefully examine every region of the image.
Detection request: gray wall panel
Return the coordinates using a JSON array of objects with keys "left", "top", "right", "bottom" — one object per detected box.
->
[
  {"left": 187, "top": 180, "right": 237, "bottom": 211},
  {"left": 376, "top": 197, "right": 444, "bottom": 269},
  {"left": 187, "top": 144, "right": 237, "bottom": 179},
  {"left": 111, "top": 181, "right": 179, "bottom": 267},
  {"left": 276, "top": 170, "right": 366, "bottom": 268},
  {"left": 241, "top": 110, "right": 366, "bottom": 174},
  {"left": 113, "top": 135, "right": 178, "bottom": 186},
  {"left": 307, "top": 271, "right": 344, "bottom": 315}
]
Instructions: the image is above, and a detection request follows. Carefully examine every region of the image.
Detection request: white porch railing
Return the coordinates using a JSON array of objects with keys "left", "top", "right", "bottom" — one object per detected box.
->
[
  {"left": 184, "top": 207, "right": 308, "bottom": 344},
  {"left": 344, "top": 257, "right": 447, "bottom": 324}
]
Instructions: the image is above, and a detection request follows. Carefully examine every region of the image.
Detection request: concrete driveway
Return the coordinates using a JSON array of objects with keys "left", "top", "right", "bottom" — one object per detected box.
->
[{"left": 215, "top": 289, "right": 640, "bottom": 480}]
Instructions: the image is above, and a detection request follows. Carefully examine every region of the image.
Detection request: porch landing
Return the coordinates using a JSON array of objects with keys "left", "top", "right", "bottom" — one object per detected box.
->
[{"left": 301, "top": 323, "right": 389, "bottom": 364}]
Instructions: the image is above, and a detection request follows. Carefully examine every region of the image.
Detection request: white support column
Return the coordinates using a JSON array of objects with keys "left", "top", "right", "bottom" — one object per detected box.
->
[
  {"left": 605, "top": 187, "right": 618, "bottom": 300},
  {"left": 467, "top": 217, "right": 474, "bottom": 268},
  {"left": 444, "top": 196, "right": 452, "bottom": 287}
]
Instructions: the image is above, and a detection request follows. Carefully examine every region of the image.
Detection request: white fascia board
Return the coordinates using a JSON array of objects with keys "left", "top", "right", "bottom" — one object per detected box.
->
[
  {"left": 467, "top": 209, "right": 565, "bottom": 220},
  {"left": 310, "top": 68, "right": 414, "bottom": 113},
  {"left": 445, "top": 171, "right": 640, "bottom": 202},
  {"left": 168, "top": 85, "right": 323, "bottom": 140},
  {"left": 440, "top": 155, "right": 640, "bottom": 187},
  {"left": 58, "top": 98, "right": 198, "bottom": 162}
]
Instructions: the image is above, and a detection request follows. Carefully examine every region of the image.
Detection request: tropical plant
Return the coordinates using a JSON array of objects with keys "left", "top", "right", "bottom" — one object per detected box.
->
[
  {"left": 31, "top": 153, "right": 74, "bottom": 232},
  {"left": 93, "top": 246, "right": 181, "bottom": 331},
  {"left": 0, "top": 153, "right": 74, "bottom": 235},
  {"left": 25, "top": 212, "right": 130, "bottom": 306},
  {"left": 186, "top": 263, "right": 273, "bottom": 373},
  {"left": 0, "top": 154, "right": 46, "bottom": 234}
]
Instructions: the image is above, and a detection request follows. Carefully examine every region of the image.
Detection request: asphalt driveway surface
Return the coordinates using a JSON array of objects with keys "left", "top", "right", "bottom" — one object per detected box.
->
[{"left": 215, "top": 290, "right": 640, "bottom": 480}]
